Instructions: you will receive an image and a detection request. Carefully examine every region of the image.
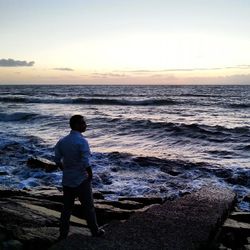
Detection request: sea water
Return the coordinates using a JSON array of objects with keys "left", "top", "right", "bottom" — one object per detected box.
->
[{"left": 0, "top": 85, "right": 249, "bottom": 210}]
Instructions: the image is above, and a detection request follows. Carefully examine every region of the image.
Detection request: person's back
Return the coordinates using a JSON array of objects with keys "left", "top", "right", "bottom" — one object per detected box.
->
[
  {"left": 55, "top": 130, "right": 90, "bottom": 187},
  {"left": 54, "top": 115, "right": 104, "bottom": 239}
]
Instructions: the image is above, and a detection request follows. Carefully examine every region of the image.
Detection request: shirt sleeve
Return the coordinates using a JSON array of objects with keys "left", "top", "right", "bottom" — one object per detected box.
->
[
  {"left": 79, "top": 139, "right": 91, "bottom": 168},
  {"left": 54, "top": 140, "right": 62, "bottom": 165}
]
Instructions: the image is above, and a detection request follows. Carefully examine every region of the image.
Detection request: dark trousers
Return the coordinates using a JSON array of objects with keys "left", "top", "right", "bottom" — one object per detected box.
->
[{"left": 60, "top": 179, "right": 99, "bottom": 237}]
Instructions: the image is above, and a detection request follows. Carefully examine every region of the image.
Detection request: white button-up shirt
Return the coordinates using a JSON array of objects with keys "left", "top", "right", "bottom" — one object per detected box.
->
[{"left": 54, "top": 130, "right": 91, "bottom": 187}]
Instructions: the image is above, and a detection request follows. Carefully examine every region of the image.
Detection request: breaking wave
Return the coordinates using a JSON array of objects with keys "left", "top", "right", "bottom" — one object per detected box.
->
[
  {"left": 96, "top": 116, "right": 250, "bottom": 141},
  {"left": 0, "top": 112, "right": 39, "bottom": 122}
]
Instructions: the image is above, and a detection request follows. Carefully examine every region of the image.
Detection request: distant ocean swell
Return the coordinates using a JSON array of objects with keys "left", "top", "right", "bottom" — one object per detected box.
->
[
  {"left": 1, "top": 96, "right": 249, "bottom": 108},
  {"left": 0, "top": 96, "right": 177, "bottom": 105}
]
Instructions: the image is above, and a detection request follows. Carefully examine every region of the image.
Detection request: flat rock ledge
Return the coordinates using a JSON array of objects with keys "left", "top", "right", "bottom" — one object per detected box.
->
[{"left": 0, "top": 186, "right": 236, "bottom": 250}]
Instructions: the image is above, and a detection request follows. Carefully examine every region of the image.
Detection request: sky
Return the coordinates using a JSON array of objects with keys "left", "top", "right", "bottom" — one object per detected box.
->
[{"left": 0, "top": 0, "right": 250, "bottom": 85}]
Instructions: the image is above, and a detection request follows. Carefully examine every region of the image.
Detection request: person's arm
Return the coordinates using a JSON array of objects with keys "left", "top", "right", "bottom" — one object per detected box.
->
[
  {"left": 80, "top": 139, "right": 92, "bottom": 180},
  {"left": 54, "top": 141, "right": 63, "bottom": 170}
]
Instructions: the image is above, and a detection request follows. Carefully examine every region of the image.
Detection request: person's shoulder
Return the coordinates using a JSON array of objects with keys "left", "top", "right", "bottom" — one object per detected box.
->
[
  {"left": 80, "top": 135, "right": 89, "bottom": 143},
  {"left": 79, "top": 135, "right": 90, "bottom": 148},
  {"left": 57, "top": 133, "right": 71, "bottom": 144}
]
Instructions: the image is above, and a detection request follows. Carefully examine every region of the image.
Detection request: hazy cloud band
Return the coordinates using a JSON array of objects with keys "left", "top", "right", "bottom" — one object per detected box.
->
[
  {"left": 0, "top": 58, "right": 34, "bottom": 67},
  {"left": 53, "top": 67, "right": 74, "bottom": 71},
  {"left": 116, "top": 65, "right": 250, "bottom": 73}
]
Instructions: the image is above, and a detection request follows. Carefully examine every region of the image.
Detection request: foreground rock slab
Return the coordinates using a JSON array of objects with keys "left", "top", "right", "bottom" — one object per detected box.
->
[
  {"left": 0, "top": 186, "right": 165, "bottom": 249},
  {"left": 50, "top": 186, "right": 235, "bottom": 250}
]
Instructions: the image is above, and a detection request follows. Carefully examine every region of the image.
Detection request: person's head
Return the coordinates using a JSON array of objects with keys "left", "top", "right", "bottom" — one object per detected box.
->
[{"left": 69, "top": 115, "right": 87, "bottom": 133}]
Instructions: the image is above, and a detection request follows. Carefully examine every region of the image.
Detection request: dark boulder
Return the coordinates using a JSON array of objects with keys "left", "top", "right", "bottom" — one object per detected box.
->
[{"left": 27, "top": 157, "right": 58, "bottom": 172}]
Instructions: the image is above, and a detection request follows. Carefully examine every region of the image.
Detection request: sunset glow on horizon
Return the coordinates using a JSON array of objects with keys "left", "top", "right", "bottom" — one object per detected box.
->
[{"left": 1, "top": 0, "right": 250, "bottom": 84}]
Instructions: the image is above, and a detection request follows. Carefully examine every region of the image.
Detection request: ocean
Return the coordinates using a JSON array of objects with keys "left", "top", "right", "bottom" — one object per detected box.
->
[{"left": 0, "top": 85, "right": 249, "bottom": 210}]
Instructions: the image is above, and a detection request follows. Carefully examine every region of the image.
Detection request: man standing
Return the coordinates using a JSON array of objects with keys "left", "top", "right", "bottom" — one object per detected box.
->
[{"left": 55, "top": 115, "right": 104, "bottom": 239}]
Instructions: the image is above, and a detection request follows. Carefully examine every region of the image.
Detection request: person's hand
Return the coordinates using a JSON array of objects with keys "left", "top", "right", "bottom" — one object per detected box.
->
[
  {"left": 88, "top": 173, "right": 93, "bottom": 181},
  {"left": 56, "top": 162, "right": 63, "bottom": 171},
  {"left": 86, "top": 166, "right": 93, "bottom": 180}
]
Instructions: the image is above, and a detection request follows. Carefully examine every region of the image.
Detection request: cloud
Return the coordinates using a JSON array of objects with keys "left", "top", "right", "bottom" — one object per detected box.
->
[
  {"left": 234, "top": 65, "right": 250, "bottom": 69},
  {"left": 160, "top": 67, "right": 222, "bottom": 72},
  {"left": 115, "top": 65, "right": 250, "bottom": 74},
  {"left": 53, "top": 67, "right": 74, "bottom": 71},
  {"left": 0, "top": 58, "right": 34, "bottom": 67},
  {"left": 92, "top": 72, "right": 126, "bottom": 78},
  {"left": 179, "top": 74, "right": 250, "bottom": 85}
]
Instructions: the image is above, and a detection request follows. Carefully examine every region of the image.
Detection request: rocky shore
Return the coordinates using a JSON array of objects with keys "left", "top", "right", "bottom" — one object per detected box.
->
[
  {"left": 0, "top": 157, "right": 249, "bottom": 249},
  {"left": 0, "top": 184, "right": 249, "bottom": 250}
]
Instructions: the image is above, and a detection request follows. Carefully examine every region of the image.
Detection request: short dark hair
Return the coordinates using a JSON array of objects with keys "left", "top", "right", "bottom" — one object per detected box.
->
[{"left": 70, "top": 115, "right": 84, "bottom": 129}]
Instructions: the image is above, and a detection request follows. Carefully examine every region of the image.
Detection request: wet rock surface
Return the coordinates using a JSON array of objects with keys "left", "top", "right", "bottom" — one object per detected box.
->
[
  {"left": 0, "top": 185, "right": 238, "bottom": 250},
  {"left": 27, "top": 157, "right": 58, "bottom": 172}
]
